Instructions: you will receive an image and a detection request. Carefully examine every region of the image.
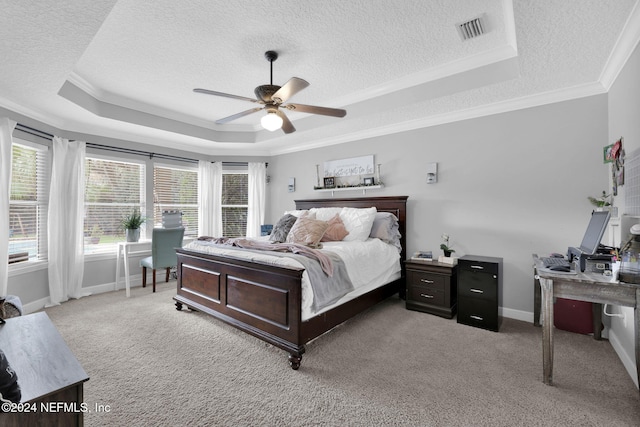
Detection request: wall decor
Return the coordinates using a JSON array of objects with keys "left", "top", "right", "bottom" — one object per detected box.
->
[
  {"left": 609, "top": 137, "right": 624, "bottom": 196},
  {"left": 323, "top": 155, "right": 374, "bottom": 178},
  {"left": 323, "top": 177, "right": 336, "bottom": 188}
]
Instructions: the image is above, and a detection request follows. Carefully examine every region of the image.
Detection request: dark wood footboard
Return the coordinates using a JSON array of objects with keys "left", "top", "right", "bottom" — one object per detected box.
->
[{"left": 174, "top": 249, "right": 307, "bottom": 365}]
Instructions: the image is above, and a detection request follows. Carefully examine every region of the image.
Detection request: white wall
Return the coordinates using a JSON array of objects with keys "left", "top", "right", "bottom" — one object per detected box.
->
[
  {"left": 268, "top": 94, "right": 609, "bottom": 319},
  {"left": 607, "top": 39, "right": 640, "bottom": 388}
]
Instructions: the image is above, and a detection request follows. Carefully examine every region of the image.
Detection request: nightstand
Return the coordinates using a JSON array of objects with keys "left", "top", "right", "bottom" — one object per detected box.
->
[
  {"left": 457, "top": 255, "right": 503, "bottom": 332},
  {"left": 405, "top": 260, "right": 457, "bottom": 318}
]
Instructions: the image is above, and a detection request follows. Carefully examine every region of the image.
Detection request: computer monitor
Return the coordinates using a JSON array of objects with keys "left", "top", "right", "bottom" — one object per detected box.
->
[{"left": 577, "top": 210, "right": 611, "bottom": 255}]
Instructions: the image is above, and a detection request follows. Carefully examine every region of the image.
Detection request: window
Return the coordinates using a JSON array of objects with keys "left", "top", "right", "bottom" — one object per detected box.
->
[
  {"left": 153, "top": 165, "right": 198, "bottom": 237},
  {"left": 222, "top": 169, "right": 248, "bottom": 237},
  {"left": 8, "top": 140, "right": 49, "bottom": 263},
  {"left": 84, "top": 156, "right": 145, "bottom": 254}
]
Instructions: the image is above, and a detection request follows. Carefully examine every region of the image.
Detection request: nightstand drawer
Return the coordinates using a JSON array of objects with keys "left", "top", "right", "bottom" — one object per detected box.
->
[
  {"left": 407, "top": 286, "right": 445, "bottom": 306},
  {"left": 408, "top": 271, "right": 446, "bottom": 291},
  {"left": 458, "top": 271, "right": 497, "bottom": 301}
]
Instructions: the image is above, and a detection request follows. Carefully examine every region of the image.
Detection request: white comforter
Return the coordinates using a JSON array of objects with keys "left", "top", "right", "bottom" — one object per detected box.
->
[{"left": 182, "top": 237, "right": 401, "bottom": 320}]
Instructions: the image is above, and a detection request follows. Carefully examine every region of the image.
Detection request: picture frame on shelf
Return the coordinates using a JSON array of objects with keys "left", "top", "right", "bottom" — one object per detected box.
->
[
  {"left": 323, "top": 177, "right": 336, "bottom": 188},
  {"left": 363, "top": 177, "right": 374, "bottom": 186}
]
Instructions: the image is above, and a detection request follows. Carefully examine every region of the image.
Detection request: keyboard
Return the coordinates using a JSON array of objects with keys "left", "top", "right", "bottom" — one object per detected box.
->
[{"left": 540, "top": 257, "right": 571, "bottom": 268}]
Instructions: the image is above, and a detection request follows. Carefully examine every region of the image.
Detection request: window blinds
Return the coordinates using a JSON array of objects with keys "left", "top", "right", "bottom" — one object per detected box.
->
[
  {"left": 221, "top": 173, "right": 248, "bottom": 237},
  {"left": 153, "top": 165, "right": 198, "bottom": 237},
  {"left": 84, "top": 157, "right": 145, "bottom": 253},
  {"left": 9, "top": 141, "right": 49, "bottom": 262}
]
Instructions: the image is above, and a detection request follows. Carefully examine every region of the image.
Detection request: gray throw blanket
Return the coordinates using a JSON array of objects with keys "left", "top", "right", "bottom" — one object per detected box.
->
[{"left": 196, "top": 237, "right": 354, "bottom": 312}]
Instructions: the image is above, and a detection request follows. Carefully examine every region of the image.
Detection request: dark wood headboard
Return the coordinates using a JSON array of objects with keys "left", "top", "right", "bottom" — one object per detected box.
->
[{"left": 294, "top": 196, "right": 408, "bottom": 262}]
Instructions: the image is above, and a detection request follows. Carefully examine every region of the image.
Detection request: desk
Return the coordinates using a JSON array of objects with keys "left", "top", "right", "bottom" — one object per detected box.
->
[
  {"left": 115, "top": 238, "right": 193, "bottom": 297},
  {"left": 115, "top": 240, "right": 152, "bottom": 297},
  {"left": 0, "top": 312, "right": 89, "bottom": 426},
  {"left": 533, "top": 254, "right": 640, "bottom": 395}
]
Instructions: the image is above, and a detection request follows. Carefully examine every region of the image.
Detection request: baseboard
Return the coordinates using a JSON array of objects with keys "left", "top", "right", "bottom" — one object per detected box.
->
[
  {"left": 608, "top": 328, "right": 640, "bottom": 389},
  {"left": 500, "top": 306, "right": 533, "bottom": 323},
  {"left": 21, "top": 274, "right": 146, "bottom": 315}
]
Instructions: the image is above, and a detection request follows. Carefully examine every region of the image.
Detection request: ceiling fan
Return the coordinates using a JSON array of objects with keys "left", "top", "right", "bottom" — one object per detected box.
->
[{"left": 193, "top": 51, "right": 346, "bottom": 134}]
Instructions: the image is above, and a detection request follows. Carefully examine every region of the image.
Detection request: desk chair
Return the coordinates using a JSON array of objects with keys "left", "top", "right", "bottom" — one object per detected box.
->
[{"left": 140, "top": 228, "right": 185, "bottom": 292}]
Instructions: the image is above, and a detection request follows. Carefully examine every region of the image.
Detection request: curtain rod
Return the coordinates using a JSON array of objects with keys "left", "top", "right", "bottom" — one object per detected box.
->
[{"left": 14, "top": 123, "right": 264, "bottom": 167}]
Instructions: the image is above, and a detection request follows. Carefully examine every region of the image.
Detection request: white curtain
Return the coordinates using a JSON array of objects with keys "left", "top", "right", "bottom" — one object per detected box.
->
[
  {"left": 47, "top": 137, "right": 88, "bottom": 305},
  {"left": 0, "top": 118, "right": 16, "bottom": 297},
  {"left": 246, "top": 162, "right": 266, "bottom": 238},
  {"left": 198, "top": 160, "right": 222, "bottom": 237}
]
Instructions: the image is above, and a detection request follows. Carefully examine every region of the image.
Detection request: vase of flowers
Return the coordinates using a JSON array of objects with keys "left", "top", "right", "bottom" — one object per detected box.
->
[{"left": 440, "top": 233, "right": 455, "bottom": 257}]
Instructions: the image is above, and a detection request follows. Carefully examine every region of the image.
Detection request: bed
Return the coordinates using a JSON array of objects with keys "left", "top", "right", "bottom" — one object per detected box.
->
[{"left": 173, "top": 196, "right": 408, "bottom": 369}]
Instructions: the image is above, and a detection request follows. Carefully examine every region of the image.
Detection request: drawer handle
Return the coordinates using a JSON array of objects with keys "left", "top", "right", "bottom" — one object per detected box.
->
[
  {"left": 420, "top": 293, "right": 434, "bottom": 299},
  {"left": 470, "top": 288, "right": 484, "bottom": 294},
  {"left": 470, "top": 315, "right": 484, "bottom": 321},
  {"left": 471, "top": 265, "right": 484, "bottom": 270},
  {"left": 420, "top": 279, "right": 434, "bottom": 284}
]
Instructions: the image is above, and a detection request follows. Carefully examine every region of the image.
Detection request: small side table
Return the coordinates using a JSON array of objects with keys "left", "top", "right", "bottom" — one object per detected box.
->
[
  {"left": 115, "top": 240, "right": 152, "bottom": 297},
  {"left": 405, "top": 260, "right": 457, "bottom": 318}
]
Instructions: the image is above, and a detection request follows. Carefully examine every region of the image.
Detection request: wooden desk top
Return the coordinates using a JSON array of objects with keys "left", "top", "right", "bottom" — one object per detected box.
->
[
  {"left": 0, "top": 312, "right": 88, "bottom": 402},
  {"left": 533, "top": 254, "right": 638, "bottom": 307}
]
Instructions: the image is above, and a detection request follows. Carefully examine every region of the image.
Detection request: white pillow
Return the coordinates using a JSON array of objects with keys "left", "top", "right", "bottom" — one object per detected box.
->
[
  {"left": 284, "top": 209, "right": 310, "bottom": 218},
  {"left": 309, "top": 207, "right": 343, "bottom": 221},
  {"left": 340, "top": 207, "right": 377, "bottom": 241}
]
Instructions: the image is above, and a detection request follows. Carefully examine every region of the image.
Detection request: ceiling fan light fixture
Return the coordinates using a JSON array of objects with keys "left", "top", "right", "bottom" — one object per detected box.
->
[{"left": 261, "top": 110, "right": 283, "bottom": 131}]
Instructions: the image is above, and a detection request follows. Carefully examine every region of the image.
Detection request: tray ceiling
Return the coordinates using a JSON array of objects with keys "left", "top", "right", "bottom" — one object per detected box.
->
[{"left": 1, "top": 0, "right": 638, "bottom": 155}]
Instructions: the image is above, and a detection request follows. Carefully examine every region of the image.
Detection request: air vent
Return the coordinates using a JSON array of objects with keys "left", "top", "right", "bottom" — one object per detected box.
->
[{"left": 457, "top": 16, "right": 485, "bottom": 41}]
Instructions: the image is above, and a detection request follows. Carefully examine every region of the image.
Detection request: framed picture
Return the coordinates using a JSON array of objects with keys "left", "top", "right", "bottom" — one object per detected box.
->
[
  {"left": 323, "top": 177, "right": 335, "bottom": 188},
  {"left": 363, "top": 177, "right": 375, "bottom": 186}
]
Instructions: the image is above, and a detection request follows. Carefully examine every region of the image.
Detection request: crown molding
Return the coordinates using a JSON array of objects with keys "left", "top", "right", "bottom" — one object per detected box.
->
[
  {"left": 269, "top": 81, "right": 607, "bottom": 156},
  {"left": 599, "top": 0, "right": 640, "bottom": 90}
]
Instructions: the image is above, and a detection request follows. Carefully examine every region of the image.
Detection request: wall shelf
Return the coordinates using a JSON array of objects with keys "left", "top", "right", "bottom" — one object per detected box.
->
[{"left": 313, "top": 184, "right": 384, "bottom": 196}]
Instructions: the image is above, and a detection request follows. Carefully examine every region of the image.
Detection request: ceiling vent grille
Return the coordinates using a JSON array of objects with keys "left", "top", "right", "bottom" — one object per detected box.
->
[{"left": 457, "top": 16, "right": 485, "bottom": 41}]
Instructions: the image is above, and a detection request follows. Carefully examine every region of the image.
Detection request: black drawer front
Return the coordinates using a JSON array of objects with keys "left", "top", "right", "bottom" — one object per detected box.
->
[
  {"left": 458, "top": 259, "right": 499, "bottom": 275},
  {"left": 408, "top": 271, "right": 446, "bottom": 291},
  {"left": 458, "top": 298, "right": 498, "bottom": 331},
  {"left": 458, "top": 271, "right": 497, "bottom": 301},
  {"left": 407, "top": 286, "right": 445, "bottom": 306}
]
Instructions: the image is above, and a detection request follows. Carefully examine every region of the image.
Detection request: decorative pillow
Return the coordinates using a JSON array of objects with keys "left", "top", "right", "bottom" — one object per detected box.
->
[
  {"left": 369, "top": 212, "right": 402, "bottom": 252},
  {"left": 340, "top": 207, "right": 377, "bottom": 241},
  {"left": 286, "top": 216, "right": 330, "bottom": 248},
  {"left": 269, "top": 214, "right": 298, "bottom": 243},
  {"left": 321, "top": 213, "right": 349, "bottom": 242}
]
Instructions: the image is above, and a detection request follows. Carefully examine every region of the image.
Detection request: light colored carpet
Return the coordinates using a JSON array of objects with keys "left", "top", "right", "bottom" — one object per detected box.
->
[{"left": 43, "top": 281, "right": 640, "bottom": 426}]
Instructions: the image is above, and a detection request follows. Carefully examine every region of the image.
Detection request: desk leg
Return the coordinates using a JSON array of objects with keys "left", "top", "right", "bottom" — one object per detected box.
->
[
  {"left": 592, "top": 303, "right": 602, "bottom": 340},
  {"left": 533, "top": 269, "right": 541, "bottom": 327},
  {"left": 539, "top": 277, "right": 554, "bottom": 385},
  {"left": 115, "top": 245, "right": 122, "bottom": 292},
  {"left": 635, "top": 288, "right": 640, "bottom": 395},
  {"left": 123, "top": 246, "right": 131, "bottom": 298}
]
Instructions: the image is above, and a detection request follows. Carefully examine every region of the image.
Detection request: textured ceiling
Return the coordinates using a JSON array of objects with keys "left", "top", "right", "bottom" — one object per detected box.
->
[{"left": 0, "top": 0, "right": 638, "bottom": 155}]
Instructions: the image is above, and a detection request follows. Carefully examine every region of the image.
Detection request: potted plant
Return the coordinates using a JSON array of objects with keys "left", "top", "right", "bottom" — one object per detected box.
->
[
  {"left": 440, "top": 233, "right": 455, "bottom": 257},
  {"left": 588, "top": 191, "right": 612, "bottom": 208},
  {"left": 121, "top": 209, "right": 145, "bottom": 242}
]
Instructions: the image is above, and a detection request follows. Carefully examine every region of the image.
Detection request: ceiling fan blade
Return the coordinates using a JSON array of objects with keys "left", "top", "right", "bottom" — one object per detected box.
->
[
  {"left": 215, "top": 107, "right": 263, "bottom": 124},
  {"left": 276, "top": 110, "right": 296, "bottom": 134},
  {"left": 193, "top": 88, "right": 259, "bottom": 103},
  {"left": 271, "top": 77, "right": 309, "bottom": 104},
  {"left": 283, "top": 103, "right": 347, "bottom": 118}
]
